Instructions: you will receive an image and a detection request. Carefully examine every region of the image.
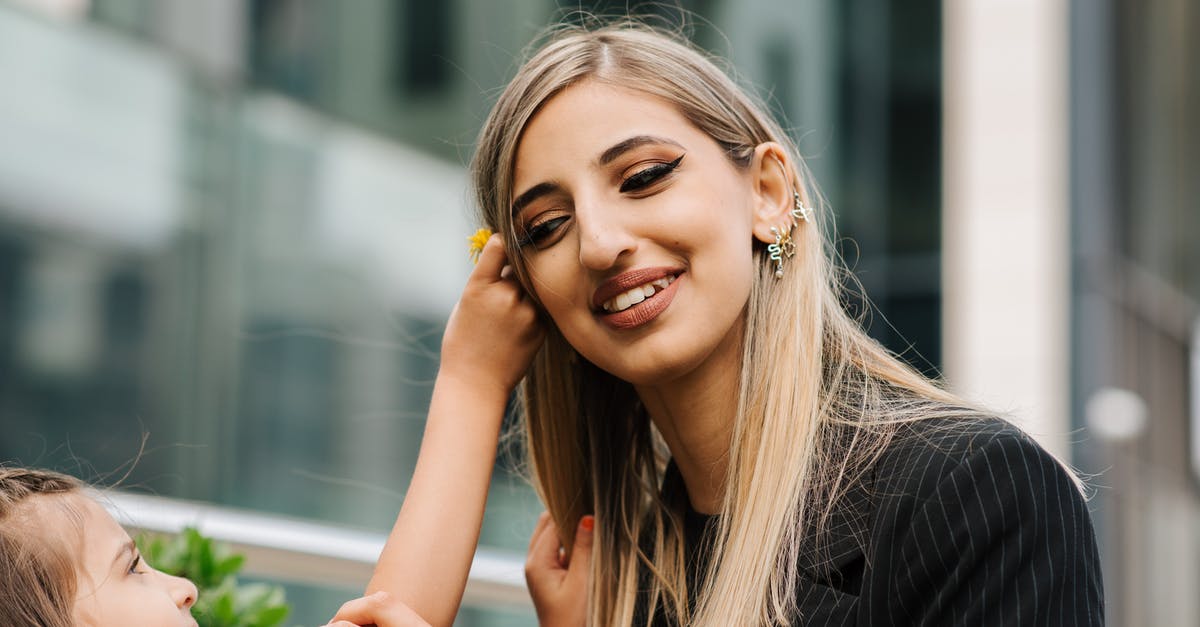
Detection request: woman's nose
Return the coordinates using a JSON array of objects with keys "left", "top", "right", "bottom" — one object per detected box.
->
[{"left": 575, "top": 201, "right": 636, "bottom": 270}]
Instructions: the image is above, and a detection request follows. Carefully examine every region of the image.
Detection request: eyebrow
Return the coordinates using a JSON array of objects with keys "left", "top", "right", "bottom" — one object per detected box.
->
[
  {"left": 510, "top": 135, "right": 685, "bottom": 215},
  {"left": 511, "top": 181, "right": 560, "bottom": 217},
  {"left": 598, "top": 135, "right": 683, "bottom": 166},
  {"left": 111, "top": 540, "right": 135, "bottom": 569}
]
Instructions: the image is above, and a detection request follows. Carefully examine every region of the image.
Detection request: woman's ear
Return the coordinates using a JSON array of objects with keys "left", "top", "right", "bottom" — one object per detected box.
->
[{"left": 749, "top": 142, "right": 795, "bottom": 245}]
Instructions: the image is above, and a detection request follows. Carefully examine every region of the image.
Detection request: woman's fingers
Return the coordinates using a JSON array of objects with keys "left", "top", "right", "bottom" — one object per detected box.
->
[
  {"left": 565, "top": 515, "right": 595, "bottom": 586},
  {"left": 440, "top": 231, "right": 543, "bottom": 394},
  {"left": 527, "top": 511, "right": 554, "bottom": 554},
  {"left": 525, "top": 512, "right": 594, "bottom": 576},
  {"left": 526, "top": 511, "right": 564, "bottom": 580},
  {"left": 470, "top": 234, "right": 510, "bottom": 283},
  {"left": 525, "top": 513, "right": 594, "bottom": 627}
]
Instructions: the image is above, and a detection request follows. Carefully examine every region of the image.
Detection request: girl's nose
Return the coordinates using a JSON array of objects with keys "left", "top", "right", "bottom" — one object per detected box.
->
[{"left": 168, "top": 573, "right": 198, "bottom": 610}]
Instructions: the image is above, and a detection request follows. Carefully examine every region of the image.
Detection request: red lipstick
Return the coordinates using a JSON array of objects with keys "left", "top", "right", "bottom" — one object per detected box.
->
[
  {"left": 592, "top": 267, "right": 680, "bottom": 310},
  {"left": 592, "top": 268, "right": 683, "bottom": 330}
]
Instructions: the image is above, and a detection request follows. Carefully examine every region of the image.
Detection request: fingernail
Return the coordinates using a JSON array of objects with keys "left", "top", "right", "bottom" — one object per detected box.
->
[{"left": 581, "top": 515, "right": 595, "bottom": 532}]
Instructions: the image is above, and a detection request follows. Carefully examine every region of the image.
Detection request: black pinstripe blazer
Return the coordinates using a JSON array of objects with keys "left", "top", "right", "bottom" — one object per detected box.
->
[{"left": 646, "top": 417, "right": 1105, "bottom": 626}]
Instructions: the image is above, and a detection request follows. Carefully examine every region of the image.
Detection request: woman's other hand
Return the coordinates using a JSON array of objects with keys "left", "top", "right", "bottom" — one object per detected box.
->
[
  {"left": 324, "top": 591, "right": 431, "bottom": 627},
  {"left": 441, "top": 233, "right": 544, "bottom": 398},
  {"left": 525, "top": 511, "right": 594, "bottom": 627}
]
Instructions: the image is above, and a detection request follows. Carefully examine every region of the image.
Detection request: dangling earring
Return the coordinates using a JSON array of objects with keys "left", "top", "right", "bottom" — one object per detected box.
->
[
  {"left": 768, "top": 156, "right": 806, "bottom": 278},
  {"left": 791, "top": 191, "right": 812, "bottom": 223},
  {"left": 768, "top": 223, "right": 796, "bottom": 278}
]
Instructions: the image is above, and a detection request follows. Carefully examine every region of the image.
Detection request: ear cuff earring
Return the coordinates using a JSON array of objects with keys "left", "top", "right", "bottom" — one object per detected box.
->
[{"left": 791, "top": 191, "right": 812, "bottom": 223}]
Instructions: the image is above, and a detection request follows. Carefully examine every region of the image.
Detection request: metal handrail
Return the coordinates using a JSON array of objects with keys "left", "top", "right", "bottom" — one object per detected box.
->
[{"left": 103, "top": 492, "right": 531, "bottom": 609}]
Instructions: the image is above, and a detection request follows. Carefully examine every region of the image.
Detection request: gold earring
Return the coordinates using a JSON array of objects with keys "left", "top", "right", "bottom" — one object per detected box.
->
[{"left": 768, "top": 223, "right": 796, "bottom": 278}]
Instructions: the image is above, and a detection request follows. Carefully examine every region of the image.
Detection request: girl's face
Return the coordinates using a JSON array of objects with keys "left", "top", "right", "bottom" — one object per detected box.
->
[
  {"left": 512, "top": 81, "right": 775, "bottom": 386},
  {"left": 61, "top": 495, "right": 199, "bottom": 626}
]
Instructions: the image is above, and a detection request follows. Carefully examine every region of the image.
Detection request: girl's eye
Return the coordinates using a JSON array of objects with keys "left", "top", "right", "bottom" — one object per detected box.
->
[
  {"left": 128, "top": 554, "right": 144, "bottom": 575},
  {"left": 619, "top": 154, "right": 684, "bottom": 193},
  {"left": 518, "top": 215, "right": 570, "bottom": 248}
]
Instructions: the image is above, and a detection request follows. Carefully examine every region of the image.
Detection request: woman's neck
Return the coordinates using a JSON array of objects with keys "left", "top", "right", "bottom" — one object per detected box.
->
[{"left": 635, "top": 325, "right": 742, "bottom": 515}]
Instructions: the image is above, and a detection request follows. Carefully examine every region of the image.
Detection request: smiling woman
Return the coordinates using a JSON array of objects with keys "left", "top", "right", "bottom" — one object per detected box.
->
[
  {"left": 511, "top": 81, "right": 765, "bottom": 385},
  {"left": 465, "top": 20, "right": 1105, "bottom": 627}
]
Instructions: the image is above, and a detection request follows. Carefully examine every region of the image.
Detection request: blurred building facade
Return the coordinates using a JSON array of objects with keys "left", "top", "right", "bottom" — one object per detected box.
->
[
  {"left": 0, "top": 0, "right": 1193, "bottom": 625},
  {"left": 1069, "top": 1, "right": 1199, "bottom": 624}
]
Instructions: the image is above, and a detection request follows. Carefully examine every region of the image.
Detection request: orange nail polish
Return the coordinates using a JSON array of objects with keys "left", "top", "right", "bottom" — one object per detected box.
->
[{"left": 581, "top": 515, "right": 595, "bottom": 531}]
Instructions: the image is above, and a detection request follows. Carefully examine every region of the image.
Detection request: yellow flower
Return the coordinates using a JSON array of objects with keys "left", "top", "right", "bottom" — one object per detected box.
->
[{"left": 467, "top": 228, "right": 493, "bottom": 263}]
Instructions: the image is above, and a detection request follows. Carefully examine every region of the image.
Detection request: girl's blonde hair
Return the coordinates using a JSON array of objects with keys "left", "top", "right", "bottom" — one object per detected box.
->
[
  {"left": 472, "top": 21, "right": 967, "bottom": 626},
  {"left": 0, "top": 466, "right": 85, "bottom": 627}
]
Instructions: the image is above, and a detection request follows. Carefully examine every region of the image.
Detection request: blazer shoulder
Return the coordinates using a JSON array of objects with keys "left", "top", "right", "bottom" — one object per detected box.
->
[
  {"left": 874, "top": 415, "right": 1068, "bottom": 503},
  {"left": 863, "top": 416, "right": 1104, "bottom": 626}
]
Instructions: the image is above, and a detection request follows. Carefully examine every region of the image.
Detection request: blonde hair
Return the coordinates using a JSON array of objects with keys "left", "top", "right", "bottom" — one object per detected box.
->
[
  {"left": 472, "top": 21, "right": 969, "bottom": 626},
  {"left": 0, "top": 466, "right": 85, "bottom": 627}
]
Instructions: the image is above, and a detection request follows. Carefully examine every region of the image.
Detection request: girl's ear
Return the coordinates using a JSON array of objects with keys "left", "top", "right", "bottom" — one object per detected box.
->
[{"left": 749, "top": 142, "right": 795, "bottom": 245}]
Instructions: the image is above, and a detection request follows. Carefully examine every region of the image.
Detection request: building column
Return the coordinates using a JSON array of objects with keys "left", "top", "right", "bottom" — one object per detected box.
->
[{"left": 942, "top": 0, "right": 1070, "bottom": 457}]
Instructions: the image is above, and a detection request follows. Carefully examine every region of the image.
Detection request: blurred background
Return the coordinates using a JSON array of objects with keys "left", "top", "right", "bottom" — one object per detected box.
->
[{"left": 0, "top": 0, "right": 1194, "bottom": 625}]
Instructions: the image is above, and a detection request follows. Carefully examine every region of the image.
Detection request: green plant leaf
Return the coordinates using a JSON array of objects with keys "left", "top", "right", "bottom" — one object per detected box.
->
[{"left": 137, "top": 527, "right": 290, "bottom": 627}]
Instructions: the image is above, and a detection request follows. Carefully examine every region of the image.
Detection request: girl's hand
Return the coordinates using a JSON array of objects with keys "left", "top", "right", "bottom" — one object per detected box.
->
[
  {"left": 525, "top": 512, "right": 594, "bottom": 627},
  {"left": 440, "top": 234, "right": 544, "bottom": 398},
  {"left": 324, "top": 591, "right": 430, "bottom": 627}
]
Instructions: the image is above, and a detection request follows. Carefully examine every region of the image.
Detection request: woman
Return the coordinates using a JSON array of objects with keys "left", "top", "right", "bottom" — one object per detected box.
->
[{"left": 469, "top": 21, "right": 1103, "bottom": 627}]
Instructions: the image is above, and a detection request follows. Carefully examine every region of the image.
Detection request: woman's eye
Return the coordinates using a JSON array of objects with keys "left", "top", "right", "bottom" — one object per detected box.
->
[
  {"left": 619, "top": 154, "right": 684, "bottom": 193},
  {"left": 518, "top": 215, "right": 570, "bottom": 248}
]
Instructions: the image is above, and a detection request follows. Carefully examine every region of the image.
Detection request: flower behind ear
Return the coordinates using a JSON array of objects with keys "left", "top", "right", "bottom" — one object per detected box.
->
[{"left": 468, "top": 228, "right": 493, "bottom": 264}]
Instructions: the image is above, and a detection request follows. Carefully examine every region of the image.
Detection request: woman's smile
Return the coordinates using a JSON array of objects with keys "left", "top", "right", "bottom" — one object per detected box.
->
[{"left": 592, "top": 267, "right": 683, "bottom": 329}]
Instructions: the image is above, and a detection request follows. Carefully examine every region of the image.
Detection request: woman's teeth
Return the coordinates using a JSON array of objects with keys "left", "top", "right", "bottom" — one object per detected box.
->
[{"left": 602, "top": 276, "right": 675, "bottom": 313}]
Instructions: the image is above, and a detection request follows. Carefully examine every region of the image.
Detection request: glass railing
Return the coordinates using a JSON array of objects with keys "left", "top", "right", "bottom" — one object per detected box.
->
[{"left": 105, "top": 491, "right": 530, "bottom": 611}]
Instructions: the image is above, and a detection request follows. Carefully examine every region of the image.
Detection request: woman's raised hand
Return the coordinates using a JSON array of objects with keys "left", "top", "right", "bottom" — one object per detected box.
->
[
  {"left": 357, "top": 233, "right": 543, "bottom": 627},
  {"left": 440, "top": 233, "right": 544, "bottom": 399},
  {"left": 525, "top": 512, "right": 595, "bottom": 627}
]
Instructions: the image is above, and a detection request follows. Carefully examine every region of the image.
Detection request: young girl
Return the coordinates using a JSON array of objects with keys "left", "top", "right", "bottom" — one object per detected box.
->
[
  {"left": 0, "top": 466, "right": 427, "bottom": 626},
  {"left": 0, "top": 231, "right": 545, "bottom": 626},
  {"left": 0, "top": 466, "right": 199, "bottom": 626},
  {"left": 468, "top": 21, "right": 1104, "bottom": 627}
]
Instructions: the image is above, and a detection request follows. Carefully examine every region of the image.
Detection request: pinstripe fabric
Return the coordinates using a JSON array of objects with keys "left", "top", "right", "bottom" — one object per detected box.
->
[{"left": 643, "top": 417, "right": 1104, "bottom": 626}]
